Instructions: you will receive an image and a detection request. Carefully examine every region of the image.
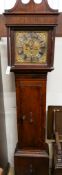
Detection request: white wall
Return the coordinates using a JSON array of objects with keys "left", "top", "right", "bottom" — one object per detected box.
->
[
  {"left": 0, "top": 0, "right": 62, "bottom": 13},
  {"left": 0, "top": 0, "right": 62, "bottom": 168},
  {"left": 0, "top": 38, "right": 18, "bottom": 166},
  {"left": 47, "top": 38, "right": 62, "bottom": 106}
]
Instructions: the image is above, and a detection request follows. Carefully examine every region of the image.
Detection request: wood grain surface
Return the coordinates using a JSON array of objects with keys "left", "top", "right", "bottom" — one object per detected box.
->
[{"left": 0, "top": 13, "right": 62, "bottom": 37}]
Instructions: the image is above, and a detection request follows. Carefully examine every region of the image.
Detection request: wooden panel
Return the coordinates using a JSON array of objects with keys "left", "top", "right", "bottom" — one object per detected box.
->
[
  {"left": 0, "top": 15, "right": 7, "bottom": 37},
  {"left": 0, "top": 13, "right": 62, "bottom": 37},
  {"left": 15, "top": 77, "right": 46, "bottom": 149},
  {"left": 1, "top": 13, "right": 62, "bottom": 37},
  {"left": 14, "top": 151, "right": 49, "bottom": 175}
]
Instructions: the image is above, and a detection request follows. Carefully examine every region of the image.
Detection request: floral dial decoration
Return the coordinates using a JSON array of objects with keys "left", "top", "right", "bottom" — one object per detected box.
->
[{"left": 15, "top": 31, "right": 48, "bottom": 64}]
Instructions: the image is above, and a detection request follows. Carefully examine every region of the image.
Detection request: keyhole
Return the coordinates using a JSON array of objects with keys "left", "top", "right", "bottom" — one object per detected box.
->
[
  {"left": 29, "top": 164, "right": 33, "bottom": 173},
  {"left": 30, "top": 112, "right": 33, "bottom": 123}
]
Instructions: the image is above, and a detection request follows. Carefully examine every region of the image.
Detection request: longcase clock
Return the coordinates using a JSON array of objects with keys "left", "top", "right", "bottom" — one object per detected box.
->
[{"left": 4, "top": 0, "right": 58, "bottom": 174}]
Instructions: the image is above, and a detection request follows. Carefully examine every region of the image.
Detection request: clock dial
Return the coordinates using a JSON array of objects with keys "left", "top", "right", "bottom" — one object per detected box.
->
[{"left": 15, "top": 31, "right": 48, "bottom": 64}]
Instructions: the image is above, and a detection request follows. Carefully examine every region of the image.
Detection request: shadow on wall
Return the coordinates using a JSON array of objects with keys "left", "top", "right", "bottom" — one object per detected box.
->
[{"left": 0, "top": 54, "right": 8, "bottom": 169}]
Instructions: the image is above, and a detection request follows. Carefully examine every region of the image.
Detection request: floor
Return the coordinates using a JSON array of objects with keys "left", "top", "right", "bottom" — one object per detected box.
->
[{"left": 8, "top": 168, "right": 14, "bottom": 175}]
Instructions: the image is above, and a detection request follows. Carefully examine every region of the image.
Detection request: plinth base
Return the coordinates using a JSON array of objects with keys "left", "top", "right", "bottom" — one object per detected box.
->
[{"left": 14, "top": 149, "right": 49, "bottom": 175}]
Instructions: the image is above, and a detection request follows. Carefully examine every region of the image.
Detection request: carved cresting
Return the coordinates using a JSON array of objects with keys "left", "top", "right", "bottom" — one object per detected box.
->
[{"left": 4, "top": 0, "right": 58, "bottom": 14}]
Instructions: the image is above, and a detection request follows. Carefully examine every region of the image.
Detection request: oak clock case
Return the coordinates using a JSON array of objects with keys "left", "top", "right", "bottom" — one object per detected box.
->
[{"left": 4, "top": 0, "right": 58, "bottom": 174}]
